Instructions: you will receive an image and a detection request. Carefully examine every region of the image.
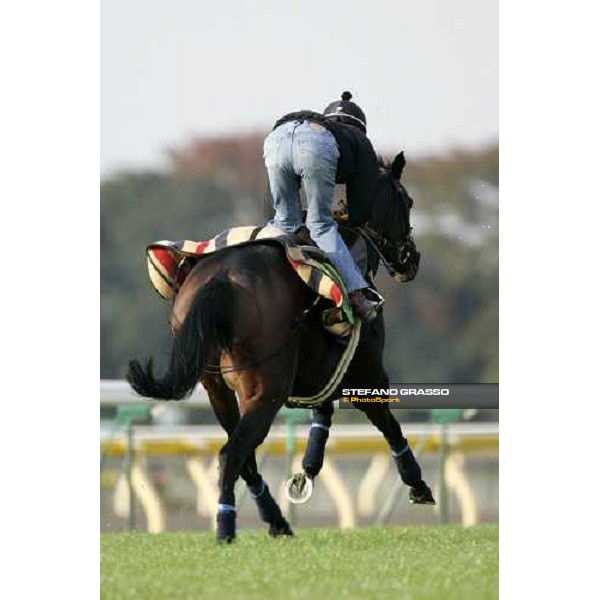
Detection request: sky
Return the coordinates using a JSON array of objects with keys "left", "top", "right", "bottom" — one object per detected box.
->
[{"left": 101, "top": 0, "right": 498, "bottom": 176}]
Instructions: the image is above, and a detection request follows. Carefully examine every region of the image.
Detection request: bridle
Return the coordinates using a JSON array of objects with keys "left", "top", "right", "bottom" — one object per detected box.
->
[{"left": 358, "top": 169, "right": 415, "bottom": 281}]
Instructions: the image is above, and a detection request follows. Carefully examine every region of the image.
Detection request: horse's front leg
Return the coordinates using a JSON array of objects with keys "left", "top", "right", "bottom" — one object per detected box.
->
[
  {"left": 285, "top": 401, "right": 334, "bottom": 504},
  {"left": 216, "top": 397, "right": 283, "bottom": 543},
  {"left": 356, "top": 401, "right": 435, "bottom": 505},
  {"left": 303, "top": 400, "right": 334, "bottom": 479}
]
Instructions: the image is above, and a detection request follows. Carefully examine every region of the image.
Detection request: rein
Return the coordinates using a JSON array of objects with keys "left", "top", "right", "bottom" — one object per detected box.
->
[{"left": 358, "top": 225, "right": 402, "bottom": 281}]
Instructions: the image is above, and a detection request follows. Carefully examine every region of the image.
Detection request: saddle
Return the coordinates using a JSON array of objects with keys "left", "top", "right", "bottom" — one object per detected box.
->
[{"left": 146, "top": 225, "right": 357, "bottom": 337}]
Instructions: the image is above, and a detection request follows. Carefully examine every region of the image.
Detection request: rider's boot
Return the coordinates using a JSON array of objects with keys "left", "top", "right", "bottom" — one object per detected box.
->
[{"left": 349, "top": 288, "right": 385, "bottom": 322}]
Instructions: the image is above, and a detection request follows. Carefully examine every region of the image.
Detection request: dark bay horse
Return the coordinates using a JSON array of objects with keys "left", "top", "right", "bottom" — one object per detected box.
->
[{"left": 127, "top": 153, "right": 435, "bottom": 542}]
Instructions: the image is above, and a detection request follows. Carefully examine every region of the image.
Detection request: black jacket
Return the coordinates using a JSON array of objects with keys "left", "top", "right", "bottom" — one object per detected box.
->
[{"left": 273, "top": 111, "right": 380, "bottom": 225}]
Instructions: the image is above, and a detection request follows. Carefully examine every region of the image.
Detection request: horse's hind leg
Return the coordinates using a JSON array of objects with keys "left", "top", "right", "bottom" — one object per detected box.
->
[
  {"left": 202, "top": 376, "right": 292, "bottom": 539},
  {"left": 243, "top": 452, "right": 293, "bottom": 538},
  {"left": 356, "top": 402, "right": 435, "bottom": 505},
  {"left": 216, "top": 396, "right": 283, "bottom": 542}
]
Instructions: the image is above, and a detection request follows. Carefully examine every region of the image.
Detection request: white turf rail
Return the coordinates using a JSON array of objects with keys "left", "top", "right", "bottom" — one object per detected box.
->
[
  {"left": 101, "top": 380, "right": 498, "bottom": 533},
  {"left": 101, "top": 379, "right": 210, "bottom": 405},
  {"left": 100, "top": 379, "right": 499, "bottom": 447}
]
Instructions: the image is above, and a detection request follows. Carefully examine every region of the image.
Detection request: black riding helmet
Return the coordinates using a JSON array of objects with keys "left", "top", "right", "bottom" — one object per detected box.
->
[{"left": 323, "top": 91, "right": 367, "bottom": 133}]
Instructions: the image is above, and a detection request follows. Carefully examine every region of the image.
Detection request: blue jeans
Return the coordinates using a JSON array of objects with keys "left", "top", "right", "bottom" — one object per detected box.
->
[{"left": 264, "top": 120, "right": 367, "bottom": 293}]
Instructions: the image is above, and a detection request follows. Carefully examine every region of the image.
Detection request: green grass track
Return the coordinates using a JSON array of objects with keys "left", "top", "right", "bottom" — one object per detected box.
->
[{"left": 101, "top": 525, "right": 498, "bottom": 600}]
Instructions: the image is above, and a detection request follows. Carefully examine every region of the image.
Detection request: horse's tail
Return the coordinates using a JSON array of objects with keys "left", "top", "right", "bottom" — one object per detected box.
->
[{"left": 126, "top": 274, "right": 236, "bottom": 400}]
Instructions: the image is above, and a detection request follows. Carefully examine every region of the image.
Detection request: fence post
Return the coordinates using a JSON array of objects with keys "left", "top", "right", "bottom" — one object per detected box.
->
[
  {"left": 431, "top": 409, "right": 463, "bottom": 525},
  {"left": 116, "top": 404, "right": 152, "bottom": 532}
]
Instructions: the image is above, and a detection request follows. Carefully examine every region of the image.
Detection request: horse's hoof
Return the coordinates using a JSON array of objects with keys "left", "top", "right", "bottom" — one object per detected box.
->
[
  {"left": 409, "top": 483, "right": 436, "bottom": 505},
  {"left": 216, "top": 509, "right": 236, "bottom": 542},
  {"left": 268, "top": 519, "right": 294, "bottom": 537},
  {"left": 285, "top": 472, "right": 313, "bottom": 505},
  {"left": 217, "top": 535, "right": 235, "bottom": 544}
]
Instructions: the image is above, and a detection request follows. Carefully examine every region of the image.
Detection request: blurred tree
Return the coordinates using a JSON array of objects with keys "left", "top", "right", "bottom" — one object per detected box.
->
[
  {"left": 101, "top": 170, "right": 263, "bottom": 378},
  {"left": 101, "top": 136, "right": 498, "bottom": 384}
]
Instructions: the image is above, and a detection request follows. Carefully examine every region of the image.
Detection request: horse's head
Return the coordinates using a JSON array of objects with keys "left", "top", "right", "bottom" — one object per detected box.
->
[
  {"left": 365, "top": 152, "right": 420, "bottom": 282},
  {"left": 368, "top": 152, "right": 413, "bottom": 243}
]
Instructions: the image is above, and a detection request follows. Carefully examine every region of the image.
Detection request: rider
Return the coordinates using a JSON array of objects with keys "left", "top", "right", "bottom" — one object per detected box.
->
[{"left": 263, "top": 91, "right": 383, "bottom": 321}]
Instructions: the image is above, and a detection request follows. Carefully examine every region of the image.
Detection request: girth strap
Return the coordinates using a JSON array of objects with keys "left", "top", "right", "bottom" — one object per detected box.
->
[{"left": 287, "top": 318, "right": 362, "bottom": 407}]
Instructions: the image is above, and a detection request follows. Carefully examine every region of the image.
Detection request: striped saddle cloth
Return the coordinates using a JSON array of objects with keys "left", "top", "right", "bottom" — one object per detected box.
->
[{"left": 146, "top": 225, "right": 355, "bottom": 336}]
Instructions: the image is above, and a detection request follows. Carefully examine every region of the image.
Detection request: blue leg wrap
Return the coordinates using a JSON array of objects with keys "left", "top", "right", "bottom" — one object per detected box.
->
[
  {"left": 216, "top": 505, "right": 236, "bottom": 542},
  {"left": 249, "top": 480, "right": 285, "bottom": 525},
  {"left": 392, "top": 444, "right": 423, "bottom": 487},
  {"left": 302, "top": 422, "right": 330, "bottom": 478}
]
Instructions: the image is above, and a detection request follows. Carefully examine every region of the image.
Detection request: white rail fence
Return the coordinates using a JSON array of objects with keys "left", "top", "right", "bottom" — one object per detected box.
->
[{"left": 100, "top": 380, "right": 499, "bottom": 532}]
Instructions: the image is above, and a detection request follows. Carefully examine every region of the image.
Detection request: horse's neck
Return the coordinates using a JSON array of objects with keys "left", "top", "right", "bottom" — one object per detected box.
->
[{"left": 338, "top": 225, "right": 380, "bottom": 280}]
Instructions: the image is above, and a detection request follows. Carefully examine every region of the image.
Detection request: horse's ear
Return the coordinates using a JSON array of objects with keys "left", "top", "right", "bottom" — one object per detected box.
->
[{"left": 391, "top": 151, "right": 406, "bottom": 180}]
